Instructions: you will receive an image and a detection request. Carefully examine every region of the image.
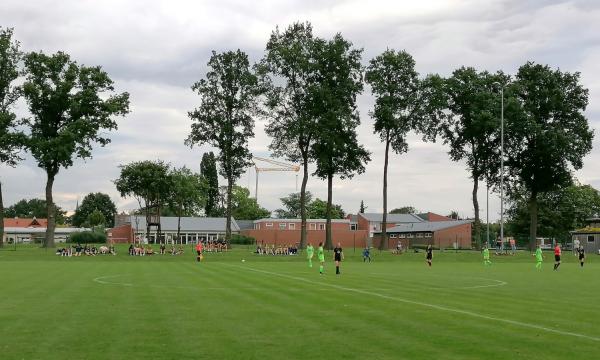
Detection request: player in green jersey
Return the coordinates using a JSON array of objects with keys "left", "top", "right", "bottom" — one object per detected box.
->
[
  {"left": 535, "top": 245, "right": 543, "bottom": 269},
  {"left": 483, "top": 246, "right": 491, "bottom": 266},
  {"left": 317, "top": 242, "right": 325, "bottom": 274},
  {"left": 306, "top": 243, "right": 314, "bottom": 268}
]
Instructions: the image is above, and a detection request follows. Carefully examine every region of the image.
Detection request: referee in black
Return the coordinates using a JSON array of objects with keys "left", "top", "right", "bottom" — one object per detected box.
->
[
  {"left": 333, "top": 242, "right": 344, "bottom": 275},
  {"left": 577, "top": 245, "right": 586, "bottom": 268}
]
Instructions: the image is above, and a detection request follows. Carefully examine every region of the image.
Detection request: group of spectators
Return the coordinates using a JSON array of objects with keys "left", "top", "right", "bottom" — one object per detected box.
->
[
  {"left": 56, "top": 244, "right": 116, "bottom": 256},
  {"left": 255, "top": 244, "right": 298, "bottom": 255},
  {"left": 201, "top": 240, "right": 228, "bottom": 253}
]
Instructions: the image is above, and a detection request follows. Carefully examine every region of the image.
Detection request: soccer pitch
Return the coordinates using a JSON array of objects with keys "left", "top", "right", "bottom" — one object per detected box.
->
[{"left": 1, "top": 246, "right": 599, "bottom": 359}]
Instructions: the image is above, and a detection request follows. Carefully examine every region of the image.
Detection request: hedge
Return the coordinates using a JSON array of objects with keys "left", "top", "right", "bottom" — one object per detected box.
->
[{"left": 68, "top": 231, "right": 107, "bottom": 244}]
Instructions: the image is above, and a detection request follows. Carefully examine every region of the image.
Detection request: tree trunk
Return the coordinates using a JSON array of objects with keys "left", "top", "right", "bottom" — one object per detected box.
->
[
  {"left": 44, "top": 173, "right": 56, "bottom": 248},
  {"left": 529, "top": 191, "right": 538, "bottom": 251},
  {"left": 177, "top": 206, "right": 182, "bottom": 245},
  {"left": 0, "top": 181, "right": 4, "bottom": 248},
  {"left": 379, "top": 139, "right": 390, "bottom": 250},
  {"left": 225, "top": 177, "right": 233, "bottom": 242},
  {"left": 325, "top": 173, "right": 333, "bottom": 250},
  {"left": 299, "top": 155, "right": 309, "bottom": 249},
  {"left": 472, "top": 174, "right": 481, "bottom": 250}
]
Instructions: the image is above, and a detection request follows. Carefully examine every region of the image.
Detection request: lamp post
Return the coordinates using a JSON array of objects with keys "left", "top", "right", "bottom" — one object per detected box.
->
[{"left": 493, "top": 82, "right": 505, "bottom": 251}]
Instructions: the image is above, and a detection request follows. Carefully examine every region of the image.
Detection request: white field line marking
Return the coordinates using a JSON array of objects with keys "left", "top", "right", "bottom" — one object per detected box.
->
[
  {"left": 366, "top": 273, "right": 507, "bottom": 290},
  {"left": 92, "top": 273, "right": 379, "bottom": 291},
  {"left": 232, "top": 265, "right": 600, "bottom": 342}
]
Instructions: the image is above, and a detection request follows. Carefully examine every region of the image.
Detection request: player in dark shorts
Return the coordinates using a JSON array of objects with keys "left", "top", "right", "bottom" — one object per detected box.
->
[
  {"left": 553, "top": 243, "right": 562, "bottom": 270},
  {"left": 333, "top": 242, "right": 344, "bottom": 275},
  {"left": 426, "top": 244, "right": 433, "bottom": 267},
  {"left": 577, "top": 245, "right": 585, "bottom": 268}
]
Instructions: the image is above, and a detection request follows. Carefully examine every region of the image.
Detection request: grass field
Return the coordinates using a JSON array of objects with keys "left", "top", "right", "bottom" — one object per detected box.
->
[{"left": 1, "top": 245, "right": 599, "bottom": 359}]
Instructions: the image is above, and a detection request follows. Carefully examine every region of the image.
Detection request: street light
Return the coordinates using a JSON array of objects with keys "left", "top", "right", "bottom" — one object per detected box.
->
[{"left": 493, "top": 81, "right": 505, "bottom": 251}]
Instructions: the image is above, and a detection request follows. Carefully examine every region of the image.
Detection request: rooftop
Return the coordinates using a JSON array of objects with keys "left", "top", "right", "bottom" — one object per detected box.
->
[
  {"left": 381, "top": 220, "right": 472, "bottom": 233},
  {"left": 127, "top": 216, "right": 240, "bottom": 232},
  {"left": 358, "top": 213, "right": 424, "bottom": 223},
  {"left": 254, "top": 218, "right": 350, "bottom": 223}
]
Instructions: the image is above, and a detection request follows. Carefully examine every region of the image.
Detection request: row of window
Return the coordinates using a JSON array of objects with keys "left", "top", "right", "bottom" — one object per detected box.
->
[
  {"left": 389, "top": 232, "right": 433, "bottom": 239},
  {"left": 256, "top": 223, "right": 326, "bottom": 230}
]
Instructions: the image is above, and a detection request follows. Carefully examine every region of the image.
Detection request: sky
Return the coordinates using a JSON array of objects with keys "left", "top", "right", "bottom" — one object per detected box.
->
[{"left": 1, "top": 0, "right": 599, "bottom": 221}]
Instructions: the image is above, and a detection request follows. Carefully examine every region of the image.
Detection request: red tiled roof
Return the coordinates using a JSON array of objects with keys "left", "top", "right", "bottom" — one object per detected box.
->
[{"left": 3, "top": 218, "right": 48, "bottom": 228}]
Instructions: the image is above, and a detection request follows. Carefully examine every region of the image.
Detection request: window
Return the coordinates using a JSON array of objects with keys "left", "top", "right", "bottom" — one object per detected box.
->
[
  {"left": 350, "top": 224, "right": 357, "bottom": 230},
  {"left": 398, "top": 234, "right": 406, "bottom": 239},
  {"left": 310, "top": 223, "right": 317, "bottom": 230},
  {"left": 588, "top": 235, "right": 595, "bottom": 243},
  {"left": 319, "top": 224, "right": 325, "bottom": 230},
  {"left": 289, "top": 223, "right": 296, "bottom": 230},
  {"left": 406, "top": 233, "right": 414, "bottom": 238},
  {"left": 390, "top": 234, "right": 397, "bottom": 238},
  {"left": 265, "top": 223, "right": 273, "bottom": 228},
  {"left": 425, "top": 233, "right": 432, "bottom": 238},
  {"left": 279, "top": 223, "right": 286, "bottom": 230},
  {"left": 254, "top": 223, "right": 259, "bottom": 230}
]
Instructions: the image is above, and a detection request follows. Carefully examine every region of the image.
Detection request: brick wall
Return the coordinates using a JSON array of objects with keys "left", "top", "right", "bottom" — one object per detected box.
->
[
  {"left": 241, "top": 229, "right": 369, "bottom": 248},
  {"left": 433, "top": 223, "right": 472, "bottom": 248},
  {"left": 108, "top": 224, "right": 134, "bottom": 243}
]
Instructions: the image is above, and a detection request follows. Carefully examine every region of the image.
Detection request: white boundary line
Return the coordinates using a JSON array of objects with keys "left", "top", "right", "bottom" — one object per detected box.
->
[
  {"left": 92, "top": 273, "right": 377, "bottom": 291},
  {"left": 366, "top": 272, "right": 508, "bottom": 290},
  {"left": 231, "top": 265, "right": 600, "bottom": 342}
]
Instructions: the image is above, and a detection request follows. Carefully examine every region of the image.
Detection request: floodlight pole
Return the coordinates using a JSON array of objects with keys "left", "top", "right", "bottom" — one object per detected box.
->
[{"left": 486, "top": 183, "right": 490, "bottom": 247}]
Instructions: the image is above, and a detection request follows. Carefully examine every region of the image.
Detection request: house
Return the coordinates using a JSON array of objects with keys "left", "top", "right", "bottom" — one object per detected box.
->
[
  {"left": 571, "top": 218, "right": 600, "bottom": 254},
  {"left": 373, "top": 220, "right": 472, "bottom": 249},
  {"left": 241, "top": 218, "right": 369, "bottom": 248},
  {"left": 350, "top": 212, "right": 425, "bottom": 238},
  {"left": 108, "top": 215, "right": 240, "bottom": 244},
  {"left": 2, "top": 217, "right": 88, "bottom": 244}
]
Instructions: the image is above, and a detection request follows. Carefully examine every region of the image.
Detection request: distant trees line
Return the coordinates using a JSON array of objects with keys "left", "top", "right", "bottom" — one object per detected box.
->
[{"left": 0, "top": 21, "right": 594, "bottom": 249}]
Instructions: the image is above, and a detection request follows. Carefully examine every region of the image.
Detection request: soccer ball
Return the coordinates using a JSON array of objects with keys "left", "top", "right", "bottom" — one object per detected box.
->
[{"left": 242, "top": 259, "right": 246, "bottom": 263}]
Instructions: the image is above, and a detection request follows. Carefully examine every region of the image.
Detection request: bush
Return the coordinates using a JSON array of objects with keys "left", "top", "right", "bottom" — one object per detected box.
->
[
  {"left": 68, "top": 231, "right": 107, "bottom": 244},
  {"left": 230, "top": 234, "right": 255, "bottom": 245}
]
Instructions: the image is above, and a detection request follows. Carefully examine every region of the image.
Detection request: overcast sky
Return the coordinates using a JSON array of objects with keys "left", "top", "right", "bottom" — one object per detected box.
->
[{"left": 1, "top": 0, "right": 599, "bottom": 221}]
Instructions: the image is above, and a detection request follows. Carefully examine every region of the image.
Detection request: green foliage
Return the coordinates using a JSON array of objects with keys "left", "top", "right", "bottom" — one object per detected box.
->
[
  {"left": 307, "top": 198, "right": 345, "bottom": 219},
  {"left": 22, "top": 50, "right": 129, "bottom": 247},
  {"left": 168, "top": 166, "right": 205, "bottom": 217},
  {"left": 275, "top": 192, "right": 344, "bottom": 219},
  {"left": 507, "top": 183, "right": 600, "bottom": 242},
  {"left": 114, "top": 160, "right": 172, "bottom": 212},
  {"left": 86, "top": 209, "right": 106, "bottom": 227},
  {"left": 68, "top": 231, "right": 107, "bottom": 244},
  {"left": 259, "top": 22, "right": 319, "bottom": 249},
  {"left": 390, "top": 206, "right": 418, "bottom": 214},
  {"left": 229, "top": 233, "right": 255, "bottom": 245},
  {"left": 359, "top": 200, "right": 366, "bottom": 214},
  {"left": 5, "top": 198, "right": 67, "bottom": 224},
  {"left": 200, "top": 152, "right": 219, "bottom": 217},
  {"left": 504, "top": 62, "right": 594, "bottom": 245},
  {"left": 0, "top": 27, "right": 24, "bottom": 167},
  {"left": 230, "top": 186, "right": 270, "bottom": 220},
  {"left": 72, "top": 192, "right": 117, "bottom": 227}
]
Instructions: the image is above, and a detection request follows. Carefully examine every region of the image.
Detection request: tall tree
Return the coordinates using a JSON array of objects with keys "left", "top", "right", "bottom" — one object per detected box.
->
[
  {"left": 5, "top": 198, "right": 67, "bottom": 224},
  {"left": 359, "top": 200, "right": 366, "bottom": 214},
  {"left": 114, "top": 160, "right": 172, "bottom": 242},
  {"left": 200, "top": 152, "right": 219, "bottom": 217},
  {"left": 186, "top": 50, "right": 259, "bottom": 243},
  {"left": 390, "top": 206, "right": 418, "bottom": 214},
  {"left": 0, "top": 27, "right": 24, "bottom": 248},
  {"left": 307, "top": 198, "right": 345, "bottom": 219},
  {"left": 274, "top": 191, "right": 313, "bottom": 218},
  {"left": 259, "top": 22, "right": 318, "bottom": 249},
  {"left": 22, "top": 51, "right": 129, "bottom": 247},
  {"left": 507, "top": 183, "right": 600, "bottom": 243},
  {"left": 168, "top": 166, "right": 205, "bottom": 242},
  {"left": 72, "top": 192, "right": 117, "bottom": 227},
  {"left": 230, "top": 186, "right": 271, "bottom": 220},
  {"left": 365, "top": 50, "right": 436, "bottom": 250},
  {"left": 504, "top": 62, "right": 593, "bottom": 249},
  {"left": 436, "top": 67, "right": 507, "bottom": 248},
  {"left": 310, "top": 34, "right": 369, "bottom": 249}
]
